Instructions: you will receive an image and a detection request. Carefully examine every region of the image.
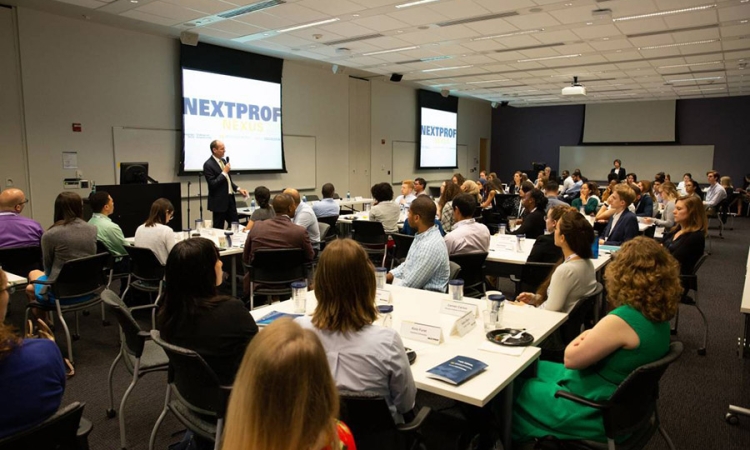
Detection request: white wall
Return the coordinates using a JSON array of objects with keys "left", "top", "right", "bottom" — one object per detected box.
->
[{"left": 10, "top": 6, "right": 491, "bottom": 228}]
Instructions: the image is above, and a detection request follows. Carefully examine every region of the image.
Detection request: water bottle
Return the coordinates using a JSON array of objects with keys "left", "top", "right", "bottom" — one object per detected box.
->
[
  {"left": 91, "top": 181, "right": 96, "bottom": 194},
  {"left": 302, "top": 195, "right": 307, "bottom": 203},
  {"left": 250, "top": 198, "right": 256, "bottom": 211},
  {"left": 224, "top": 231, "right": 233, "bottom": 248},
  {"left": 488, "top": 294, "right": 505, "bottom": 328},
  {"left": 591, "top": 231, "right": 600, "bottom": 259},
  {"left": 378, "top": 305, "right": 393, "bottom": 328},
  {"left": 346, "top": 191, "right": 351, "bottom": 200}
]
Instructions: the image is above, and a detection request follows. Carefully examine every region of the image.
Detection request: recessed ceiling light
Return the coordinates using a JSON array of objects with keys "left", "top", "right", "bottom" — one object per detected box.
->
[
  {"left": 602, "top": 37, "right": 609, "bottom": 41},
  {"left": 613, "top": 4, "right": 717, "bottom": 22},
  {"left": 421, "top": 65, "right": 473, "bottom": 72},
  {"left": 395, "top": 0, "right": 440, "bottom": 9},
  {"left": 362, "top": 45, "right": 419, "bottom": 56},
  {"left": 586, "top": 22, "right": 593, "bottom": 25},
  {"left": 277, "top": 18, "right": 339, "bottom": 33},
  {"left": 665, "top": 76, "right": 724, "bottom": 83},
  {"left": 130, "top": 0, "right": 138, "bottom": 3},
  {"left": 352, "top": 14, "right": 360, "bottom": 17},
  {"left": 638, "top": 39, "right": 719, "bottom": 50},
  {"left": 657, "top": 60, "right": 722, "bottom": 69},
  {"left": 517, "top": 53, "right": 581, "bottom": 63},
  {"left": 742, "top": 20, "right": 749, "bottom": 23},
  {"left": 397, "top": 30, "right": 404, "bottom": 33},
  {"left": 466, "top": 79, "right": 510, "bottom": 84},
  {"left": 471, "top": 29, "right": 544, "bottom": 41},
  {"left": 678, "top": 87, "right": 726, "bottom": 92}
]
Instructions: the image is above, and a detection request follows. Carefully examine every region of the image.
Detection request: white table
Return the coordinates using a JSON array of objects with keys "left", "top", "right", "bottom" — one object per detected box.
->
[
  {"left": 337, "top": 210, "right": 407, "bottom": 226},
  {"left": 728, "top": 247, "right": 750, "bottom": 423},
  {"left": 250, "top": 284, "right": 568, "bottom": 450},
  {"left": 238, "top": 198, "right": 374, "bottom": 217},
  {"left": 5, "top": 271, "right": 27, "bottom": 293},
  {"left": 486, "top": 235, "right": 611, "bottom": 272}
]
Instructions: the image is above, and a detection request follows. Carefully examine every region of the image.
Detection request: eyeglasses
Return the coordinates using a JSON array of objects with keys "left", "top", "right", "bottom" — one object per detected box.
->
[{"left": 17, "top": 199, "right": 29, "bottom": 206}]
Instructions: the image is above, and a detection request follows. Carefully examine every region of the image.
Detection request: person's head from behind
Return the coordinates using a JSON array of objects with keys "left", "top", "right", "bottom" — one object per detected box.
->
[
  {"left": 673, "top": 195, "right": 708, "bottom": 234},
  {"left": 604, "top": 237, "right": 682, "bottom": 322},
  {"left": 89, "top": 191, "right": 114, "bottom": 215},
  {"left": 370, "top": 182, "right": 394, "bottom": 203},
  {"left": 545, "top": 180, "right": 559, "bottom": 196},
  {"left": 520, "top": 180, "right": 535, "bottom": 196},
  {"left": 720, "top": 176, "right": 732, "bottom": 188},
  {"left": 630, "top": 184, "right": 642, "bottom": 201},
  {"left": 488, "top": 172, "right": 497, "bottom": 181},
  {"left": 160, "top": 238, "right": 221, "bottom": 335},
  {"left": 272, "top": 194, "right": 295, "bottom": 216},
  {"left": 440, "top": 182, "right": 462, "bottom": 206},
  {"left": 660, "top": 182, "right": 678, "bottom": 201},
  {"left": 452, "top": 193, "right": 477, "bottom": 222},
  {"left": 554, "top": 211, "right": 594, "bottom": 258},
  {"left": 282, "top": 188, "right": 301, "bottom": 205},
  {"left": 408, "top": 195, "right": 437, "bottom": 231},
  {"left": 452, "top": 173, "right": 466, "bottom": 186},
  {"left": 626, "top": 172, "right": 637, "bottom": 184},
  {"left": 321, "top": 183, "right": 335, "bottom": 199},
  {"left": 461, "top": 180, "right": 480, "bottom": 198},
  {"left": 313, "top": 239, "right": 377, "bottom": 333},
  {"left": 546, "top": 205, "right": 576, "bottom": 233},
  {"left": 223, "top": 319, "right": 339, "bottom": 450},
  {"left": 53, "top": 192, "right": 83, "bottom": 227},
  {"left": 0, "top": 188, "right": 29, "bottom": 214},
  {"left": 145, "top": 198, "right": 173, "bottom": 227},
  {"left": 613, "top": 159, "right": 621, "bottom": 169},
  {"left": 413, "top": 177, "right": 427, "bottom": 194},
  {"left": 654, "top": 172, "right": 666, "bottom": 184},
  {"left": 607, "top": 173, "right": 619, "bottom": 187},
  {"left": 609, "top": 184, "right": 636, "bottom": 212},
  {"left": 254, "top": 186, "right": 271, "bottom": 208},
  {"left": 400, "top": 180, "right": 414, "bottom": 196}
]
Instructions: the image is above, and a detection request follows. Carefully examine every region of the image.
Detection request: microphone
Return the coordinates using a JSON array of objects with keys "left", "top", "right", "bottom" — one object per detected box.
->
[{"left": 225, "top": 156, "right": 230, "bottom": 164}]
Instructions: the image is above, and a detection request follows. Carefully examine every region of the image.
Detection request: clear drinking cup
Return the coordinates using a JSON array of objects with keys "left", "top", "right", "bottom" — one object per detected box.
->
[
  {"left": 375, "top": 267, "right": 387, "bottom": 290},
  {"left": 448, "top": 279, "right": 464, "bottom": 301},
  {"left": 292, "top": 281, "right": 307, "bottom": 313}
]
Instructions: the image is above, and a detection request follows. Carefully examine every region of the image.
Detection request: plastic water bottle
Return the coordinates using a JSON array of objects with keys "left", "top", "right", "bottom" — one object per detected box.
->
[
  {"left": 91, "top": 181, "right": 96, "bottom": 194},
  {"left": 591, "top": 232, "right": 600, "bottom": 259},
  {"left": 224, "top": 231, "right": 233, "bottom": 248},
  {"left": 250, "top": 198, "right": 256, "bottom": 211},
  {"left": 302, "top": 195, "right": 307, "bottom": 203},
  {"left": 346, "top": 191, "right": 351, "bottom": 200}
]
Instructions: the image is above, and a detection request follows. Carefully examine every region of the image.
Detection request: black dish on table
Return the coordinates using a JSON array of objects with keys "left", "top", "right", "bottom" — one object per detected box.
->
[
  {"left": 486, "top": 328, "right": 534, "bottom": 347},
  {"left": 404, "top": 347, "right": 417, "bottom": 365}
]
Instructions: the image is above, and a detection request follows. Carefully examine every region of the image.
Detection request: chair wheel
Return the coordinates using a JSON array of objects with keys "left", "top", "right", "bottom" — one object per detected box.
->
[
  {"left": 72, "top": 334, "right": 80, "bottom": 341},
  {"left": 82, "top": 310, "right": 90, "bottom": 316},
  {"left": 726, "top": 413, "right": 739, "bottom": 425},
  {"left": 698, "top": 348, "right": 706, "bottom": 356},
  {"left": 106, "top": 409, "right": 116, "bottom": 418}
]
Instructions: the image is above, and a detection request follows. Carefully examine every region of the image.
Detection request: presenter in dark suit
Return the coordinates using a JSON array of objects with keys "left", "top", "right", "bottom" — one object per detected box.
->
[
  {"left": 600, "top": 184, "right": 639, "bottom": 246},
  {"left": 204, "top": 140, "right": 248, "bottom": 229},
  {"left": 610, "top": 159, "right": 626, "bottom": 182},
  {"left": 510, "top": 189, "right": 548, "bottom": 239}
]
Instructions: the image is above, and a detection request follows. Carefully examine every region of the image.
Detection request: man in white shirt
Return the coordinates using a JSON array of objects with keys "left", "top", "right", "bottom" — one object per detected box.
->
[
  {"left": 444, "top": 194, "right": 490, "bottom": 255},
  {"left": 283, "top": 188, "right": 321, "bottom": 252},
  {"left": 562, "top": 170, "right": 574, "bottom": 193},
  {"left": 703, "top": 170, "right": 727, "bottom": 208},
  {"left": 394, "top": 180, "right": 417, "bottom": 208}
]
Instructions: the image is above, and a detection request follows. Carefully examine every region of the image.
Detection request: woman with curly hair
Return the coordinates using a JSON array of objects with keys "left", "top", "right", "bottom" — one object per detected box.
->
[{"left": 511, "top": 237, "right": 683, "bottom": 445}]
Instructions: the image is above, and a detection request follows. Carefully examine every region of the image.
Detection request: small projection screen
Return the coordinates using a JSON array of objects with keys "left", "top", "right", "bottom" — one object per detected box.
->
[
  {"left": 582, "top": 100, "right": 676, "bottom": 143},
  {"left": 418, "top": 89, "right": 458, "bottom": 169}
]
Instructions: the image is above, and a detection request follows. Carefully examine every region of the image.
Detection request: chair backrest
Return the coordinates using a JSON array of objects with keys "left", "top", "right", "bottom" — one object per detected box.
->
[
  {"left": 604, "top": 342, "right": 684, "bottom": 439},
  {"left": 352, "top": 220, "right": 387, "bottom": 245},
  {"left": 338, "top": 393, "right": 399, "bottom": 450},
  {"left": 559, "top": 282, "right": 603, "bottom": 344},
  {"left": 318, "top": 215, "right": 339, "bottom": 235},
  {"left": 449, "top": 261, "right": 462, "bottom": 282},
  {"left": 519, "top": 261, "right": 557, "bottom": 293},
  {"left": 101, "top": 289, "right": 146, "bottom": 357},
  {"left": 150, "top": 330, "right": 230, "bottom": 418},
  {"left": 390, "top": 233, "right": 414, "bottom": 261},
  {"left": 235, "top": 200, "right": 248, "bottom": 208},
  {"left": 124, "top": 246, "right": 165, "bottom": 281},
  {"left": 681, "top": 253, "right": 708, "bottom": 292},
  {"left": 449, "top": 252, "right": 488, "bottom": 290},
  {"left": 306, "top": 194, "right": 320, "bottom": 201},
  {"left": 51, "top": 253, "right": 109, "bottom": 299},
  {"left": 0, "top": 246, "right": 43, "bottom": 278},
  {"left": 0, "top": 402, "right": 85, "bottom": 450},
  {"left": 317, "top": 222, "right": 332, "bottom": 241},
  {"left": 643, "top": 224, "right": 656, "bottom": 239},
  {"left": 248, "top": 248, "right": 307, "bottom": 284}
]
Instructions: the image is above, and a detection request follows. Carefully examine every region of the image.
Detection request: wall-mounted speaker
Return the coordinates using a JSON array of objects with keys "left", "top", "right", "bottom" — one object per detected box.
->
[
  {"left": 440, "top": 89, "right": 450, "bottom": 98},
  {"left": 180, "top": 31, "right": 199, "bottom": 46},
  {"left": 390, "top": 73, "right": 403, "bottom": 82}
]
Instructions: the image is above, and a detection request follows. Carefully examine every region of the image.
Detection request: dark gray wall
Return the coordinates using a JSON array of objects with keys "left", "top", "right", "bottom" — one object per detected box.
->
[{"left": 491, "top": 95, "right": 750, "bottom": 186}]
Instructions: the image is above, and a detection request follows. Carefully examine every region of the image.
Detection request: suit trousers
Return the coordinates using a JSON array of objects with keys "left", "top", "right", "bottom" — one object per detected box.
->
[{"left": 212, "top": 195, "right": 239, "bottom": 230}]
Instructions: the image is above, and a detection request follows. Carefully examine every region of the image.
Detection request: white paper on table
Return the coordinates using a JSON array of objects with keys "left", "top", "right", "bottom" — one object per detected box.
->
[{"left": 478, "top": 341, "right": 525, "bottom": 356}]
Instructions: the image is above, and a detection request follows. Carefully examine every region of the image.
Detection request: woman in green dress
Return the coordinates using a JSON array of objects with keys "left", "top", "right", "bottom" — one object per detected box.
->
[{"left": 511, "top": 236, "right": 684, "bottom": 445}]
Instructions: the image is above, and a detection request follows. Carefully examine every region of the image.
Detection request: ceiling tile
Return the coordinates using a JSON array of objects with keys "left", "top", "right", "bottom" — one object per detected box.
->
[
  {"left": 352, "top": 14, "right": 410, "bottom": 32},
  {"left": 504, "top": 12, "right": 561, "bottom": 30},
  {"left": 474, "top": 0, "right": 535, "bottom": 13},
  {"left": 463, "top": 17, "right": 519, "bottom": 35},
  {"left": 56, "top": 0, "right": 108, "bottom": 9},
  {"left": 572, "top": 24, "right": 623, "bottom": 40},
  {"left": 233, "top": 11, "right": 294, "bottom": 29},
  {"left": 719, "top": 4, "right": 750, "bottom": 22},
  {"left": 534, "top": 29, "right": 581, "bottom": 44},
  {"left": 663, "top": 9, "right": 718, "bottom": 29},
  {"left": 589, "top": 38, "right": 635, "bottom": 51},
  {"left": 614, "top": 17, "right": 667, "bottom": 35},
  {"left": 387, "top": 7, "right": 450, "bottom": 26},
  {"left": 350, "top": 0, "right": 401, "bottom": 7},
  {"left": 266, "top": 3, "right": 330, "bottom": 23},
  {"left": 517, "top": 47, "right": 560, "bottom": 59},
  {"left": 318, "top": 21, "right": 375, "bottom": 37},
  {"left": 297, "top": 0, "right": 366, "bottom": 16},
  {"left": 121, "top": 9, "right": 180, "bottom": 26},
  {"left": 206, "top": 19, "right": 265, "bottom": 35},
  {"left": 548, "top": 5, "right": 605, "bottom": 25},
  {"left": 365, "top": 35, "right": 419, "bottom": 49},
  {"left": 161, "top": 0, "right": 231, "bottom": 15},
  {"left": 426, "top": 0, "right": 491, "bottom": 20},
  {"left": 197, "top": 27, "right": 240, "bottom": 39},
  {"left": 134, "top": 1, "right": 204, "bottom": 23},
  {"left": 495, "top": 34, "right": 544, "bottom": 49}
]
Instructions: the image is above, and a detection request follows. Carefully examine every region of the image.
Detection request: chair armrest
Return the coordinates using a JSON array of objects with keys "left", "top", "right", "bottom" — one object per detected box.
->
[
  {"left": 130, "top": 304, "right": 159, "bottom": 312},
  {"left": 30, "top": 279, "right": 54, "bottom": 286},
  {"left": 396, "top": 406, "right": 431, "bottom": 432},
  {"left": 554, "top": 390, "right": 606, "bottom": 410}
]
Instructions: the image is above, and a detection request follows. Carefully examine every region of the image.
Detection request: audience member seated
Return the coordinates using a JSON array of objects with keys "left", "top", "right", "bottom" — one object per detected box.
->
[
  {"left": 516, "top": 211, "right": 597, "bottom": 313},
  {"left": 514, "top": 181, "right": 536, "bottom": 218},
  {"left": 439, "top": 182, "right": 462, "bottom": 232},
  {"left": 394, "top": 179, "right": 416, "bottom": 208},
  {"left": 677, "top": 173, "right": 691, "bottom": 195},
  {"left": 601, "top": 173, "right": 619, "bottom": 204},
  {"left": 159, "top": 238, "right": 257, "bottom": 386},
  {"left": 702, "top": 170, "right": 727, "bottom": 209},
  {"left": 510, "top": 189, "right": 548, "bottom": 239},
  {"left": 511, "top": 237, "right": 682, "bottom": 445},
  {"left": 544, "top": 181, "right": 565, "bottom": 211},
  {"left": 222, "top": 319, "right": 356, "bottom": 450},
  {"left": 444, "top": 194, "right": 490, "bottom": 255},
  {"left": 527, "top": 205, "right": 575, "bottom": 264},
  {"left": 561, "top": 170, "right": 583, "bottom": 202},
  {"left": 387, "top": 196, "right": 450, "bottom": 292},
  {"left": 652, "top": 180, "right": 663, "bottom": 205},
  {"left": 242, "top": 194, "right": 314, "bottom": 294},
  {"left": 626, "top": 172, "right": 638, "bottom": 184},
  {"left": 0, "top": 269, "right": 7, "bottom": 320},
  {"left": 413, "top": 177, "right": 429, "bottom": 197},
  {"left": 662, "top": 195, "right": 707, "bottom": 276},
  {"left": 561, "top": 170, "right": 572, "bottom": 193},
  {"left": 599, "top": 184, "right": 639, "bottom": 246},
  {"left": 249, "top": 185, "right": 275, "bottom": 222},
  {"left": 571, "top": 181, "right": 600, "bottom": 215},
  {"left": 461, "top": 180, "right": 483, "bottom": 204},
  {"left": 369, "top": 182, "right": 401, "bottom": 234},
  {"left": 283, "top": 188, "right": 321, "bottom": 252},
  {"left": 480, "top": 178, "right": 503, "bottom": 210},
  {"left": 297, "top": 239, "right": 416, "bottom": 423},
  {"left": 88, "top": 191, "right": 128, "bottom": 259},
  {"left": 610, "top": 159, "right": 626, "bottom": 181},
  {"left": 26, "top": 192, "right": 97, "bottom": 307},
  {"left": 684, "top": 178, "right": 701, "bottom": 199},
  {"left": 313, "top": 183, "right": 340, "bottom": 218},
  {"left": 643, "top": 182, "right": 678, "bottom": 229},
  {"left": 635, "top": 180, "right": 655, "bottom": 217},
  {"left": 133, "top": 198, "right": 175, "bottom": 265},
  {"left": 534, "top": 170, "right": 548, "bottom": 190},
  {"left": 452, "top": 172, "right": 466, "bottom": 187},
  {"left": 0, "top": 320, "right": 66, "bottom": 439},
  {"left": 401, "top": 215, "right": 445, "bottom": 236},
  {"left": 0, "top": 188, "right": 43, "bottom": 248}
]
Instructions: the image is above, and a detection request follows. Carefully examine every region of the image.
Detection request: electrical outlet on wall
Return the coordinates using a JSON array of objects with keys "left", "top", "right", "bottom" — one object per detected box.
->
[{"left": 75, "top": 170, "right": 83, "bottom": 179}]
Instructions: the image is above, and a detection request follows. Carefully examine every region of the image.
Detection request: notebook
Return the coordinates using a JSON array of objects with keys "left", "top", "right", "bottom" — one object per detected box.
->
[{"left": 426, "top": 356, "right": 488, "bottom": 386}]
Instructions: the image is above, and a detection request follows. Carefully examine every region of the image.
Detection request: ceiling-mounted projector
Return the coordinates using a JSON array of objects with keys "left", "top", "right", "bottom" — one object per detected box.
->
[{"left": 562, "top": 76, "right": 586, "bottom": 96}]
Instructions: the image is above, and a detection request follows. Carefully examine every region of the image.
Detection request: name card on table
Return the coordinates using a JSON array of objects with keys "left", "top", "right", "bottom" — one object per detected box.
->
[
  {"left": 450, "top": 311, "right": 476, "bottom": 337},
  {"left": 440, "top": 299, "right": 478, "bottom": 317},
  {"left": 355, "top": 196, "right": 364, "bottom": 201},
  {"left": 493, "top": 235, "right": 517, "bottom": 252},
  {"left": 376, "top": 288, "right": 392, "bottom": 304},
  {"left": 401, "top": 320, "right": 443, "bottom": 345}
]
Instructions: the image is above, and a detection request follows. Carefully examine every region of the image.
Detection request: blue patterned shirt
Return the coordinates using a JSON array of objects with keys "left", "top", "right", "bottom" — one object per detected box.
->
[{"left": 390, "top": 225, "right": 449, "bottom": 293}]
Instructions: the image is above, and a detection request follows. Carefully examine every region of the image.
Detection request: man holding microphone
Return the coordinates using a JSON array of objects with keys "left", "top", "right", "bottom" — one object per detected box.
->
[{"left": 203, "top": 140, "right": 249, "bottom": 229}]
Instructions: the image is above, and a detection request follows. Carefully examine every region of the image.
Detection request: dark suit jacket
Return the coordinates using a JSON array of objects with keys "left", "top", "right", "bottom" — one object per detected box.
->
[
  {"left": 203, "top": 157, "right": 238, "bottom": 213},
  {"left": 610, "top": 167, "right": 626, "bottom": 181},
  {"left": 527, "top": 233, "right": 563, "bottom": 264},
  {"left": 511, "top": 208, "right": 546, "bottom": 239},
  {"left": 602, "top": 209, "right": 639, "bottom": 246},
  {"left": 635, "top": 195, "right": 654, "bottom": 217},
  {"left": 242, "top": 215, "right": 314, "bottom": 293},
  {"left": 662, "top": 228, "right": 705, "bottom": 275}
]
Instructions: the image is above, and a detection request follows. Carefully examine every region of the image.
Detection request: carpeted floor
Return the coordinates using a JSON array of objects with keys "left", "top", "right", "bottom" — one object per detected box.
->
[{"left": 5, "top": 217, "right": 750, "bottom": 450}]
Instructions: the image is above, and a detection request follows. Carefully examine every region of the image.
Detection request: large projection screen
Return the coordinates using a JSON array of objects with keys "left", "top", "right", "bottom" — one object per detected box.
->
[
  {"left": 559, "top": 146, "right": 714, "bottom": 182},
  {"left": 583, "top": 100, "right": 676, "bottom": 143}
]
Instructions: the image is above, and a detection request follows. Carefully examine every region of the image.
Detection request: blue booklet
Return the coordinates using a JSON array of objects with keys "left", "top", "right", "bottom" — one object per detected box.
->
[
  {"left": 256, "top": 310, "right": 303, "bottom": 327},
  {"left": 426, "top": 356, "right": 488, "bottom": 386}
]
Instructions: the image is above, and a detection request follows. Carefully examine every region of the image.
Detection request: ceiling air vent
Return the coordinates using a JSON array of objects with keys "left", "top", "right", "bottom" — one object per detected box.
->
[
  {"left": 626, "top": 24, "right": 717, "bottom": 38},
  {"left": 495, "top": 43, "right": 563, "bottom": 53},
  {"left": 437, "top": 11, "right": 519, "bottom": 27},
  {"left": 218, "top": 0, "right": 285, "bottom": 19},
  {"left": 324, "top": 33, "right": 384, "bottom": 46}
]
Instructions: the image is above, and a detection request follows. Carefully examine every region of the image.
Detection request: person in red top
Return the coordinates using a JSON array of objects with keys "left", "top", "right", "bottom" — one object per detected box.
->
[{"left": 222, "top": 318, "right": 356, "bottom": 450}]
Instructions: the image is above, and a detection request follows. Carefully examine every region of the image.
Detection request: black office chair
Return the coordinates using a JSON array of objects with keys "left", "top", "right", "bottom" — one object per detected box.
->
[
  {"left": 550, "top": 342, "right": 683, "bottom": 450},
  {"left": 26, "top": 253, "right": 110, "bottom": 365},
  {"left": 542, "top": 283, "right": 604, "bottom": 363},
  {"left": 338, "top": 392, "right": 431, "bottom": 450},
  {"left": 672, "top": 253, "right": 709, "bottom": 355},
  {"left": 318, "top": 215, "right": 340, "bottom": 237},
  {"left": 0, "top": 245, "right": 42, "bottom": 278},
  {"left": 352, "top": 220, "right": 388, "bottom": 267},
  {"left": 148, "top": 330, "right": 232, "bottom": 450},
  {"left": 390, "top": 233, "right": 414, "bottom": 270},
  {"left": 306, "top": 194, "right": 320, "bottom": 201},
  {"left": 510, "top": 261, "right": 557, "bottom": 295},
  {"left": 122, "top": 246, "right": 165, "bottom": 328},
  {"left": 0, "top": 402, "right": 93, "bottom": 450},
  {"left": 101, "top": 290, "right": 168, "bottom": 450},
  {"left": 243, "top": 248, "right": 307, "bottom": 310},
  {"left": 317, "top": 222, "right": 332, "bottom": 252},
  {"left": 642, "top": 225, "right": 656, "bottom": 239},
  {"left": 449, "top": 252, "right": 489, "bottom": 298}
]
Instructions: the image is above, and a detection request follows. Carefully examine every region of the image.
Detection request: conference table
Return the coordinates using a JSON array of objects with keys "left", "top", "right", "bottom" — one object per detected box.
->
[
  {"left": 739, "top": 247, "right": 750, "bottom": 359},
  {"left": 486, "top": 235, "right": 612, "bottom": 270},
  {"left": 5, "top": 271, "right": 27, "bottom": 293},
  {"left": 238, "top": 197, "right": 374, "bottom": 217},
  {"left": 250, "top": 284, "right": 568, "bottom": 450}
]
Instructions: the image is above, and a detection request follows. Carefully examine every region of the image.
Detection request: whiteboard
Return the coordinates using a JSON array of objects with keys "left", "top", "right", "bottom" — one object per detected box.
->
[
  {"left": 559, "top": 146, "right": 714, "bottom": 182},
  {"left": 112, "top": 127, "right": 316, "bottom": 195},
  {"left": 392, "top": 141, "right": 468, "bottom": 184}
]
